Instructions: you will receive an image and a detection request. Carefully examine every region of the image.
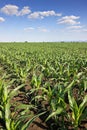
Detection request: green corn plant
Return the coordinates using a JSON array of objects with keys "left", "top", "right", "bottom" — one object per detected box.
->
[
  {"left": 30, "top": 72, "right": 43, "bottom": 96},
  {"left": 12, "top": 63, "right": 20, "bottom": 77},
  {"left": 45, "top": 77, "right": 83, "bottom": 127},
  {"left": 28, "top": 73, "right": 43, "bottom": 105},
  {"left": 0, "top": 78, "right": 46, "bottom": 130},
  {"left": 45, "top": 84, "right": 67, "bottom": 124},
  {"left": 19, "top": 67, "right": 28, "bottom": 83},
  {"left": 34, "top": 82, "right": 67, "bottom": 127},
  {"left": 39, "top": 82, "right": 53, "bottom": 104},
  {"left": 31, "top": 73, "right": 43, "bottom": 89},
  {"left": 0, "top": 79, "right": 25, "bottom": 130},
  {"left": 68, "top": 87, "right": 87, "bottom": 129},
  {"left": 10, "top": 104, "right": 46, "bottom": 130}
]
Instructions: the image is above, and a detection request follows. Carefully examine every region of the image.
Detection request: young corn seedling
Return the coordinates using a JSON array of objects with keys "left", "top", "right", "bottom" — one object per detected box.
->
[
  {"left": 68, "top": 88, "right": 87, "bottom": 129},
  {"left": 0, "top": 78, "right": 45, "bottom": 130},
  {"left": 29, "top": 73, "right": 43, "bottom": 105},
  {"left": 0, "top": 79, "right": 25, "bottom": 130},
  {"left": 45, "top": 84, "right": 67, "bottom": 128},
  {"left": 19, "top": 67, "right": 28, "bottom": 83},
  {"left": 67, "top": 73, "right": 87, "bottom": 130}
]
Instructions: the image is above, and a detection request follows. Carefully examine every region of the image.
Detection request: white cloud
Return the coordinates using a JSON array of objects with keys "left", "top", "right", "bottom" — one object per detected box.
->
[
  {"left": 67, "top": 25, "right": 83, "bottom": 29},
  {"left": 0, "top": 17, "right": 5, "bottom": 22},
  {"left": 28, "top": 10, "right": 62, "bottom": 19},
  {"left": 58, "top": 15, "right": 80, "bottom": 25},
  {"left": 66, "top": 27, "right": 87, "bottom": 33},
  {"left": 28, "top": 12, "right": 40, "bottom": 19},
  {"left": 39, "top": 10, "right": 61, "bottom": 17},
  {"left": 66, "top": 25, "right": 87, "bottom": 33},
  {"left": 24, "top": 27, "right": 49, "bottom": 33},
  {"left": 1, "top": 5, "right": 61, "bottom": 19},
  {"left": 24, "top": 27, "right": 35, "bottom": 31},
  {"left": 1, "top": 4, "right": 31, "bottom": 16},
  {"left": 38, "top": 27, "right": 49, "bottom": 32},
  {"left": 1, "top": 4, "right": 19, "bottom": 15},
  {"left": 17, "top": 6, "right": 31, "bottom": 16},
  {"left": 24, "top": 27, "right": 49, "bottom": 32}
]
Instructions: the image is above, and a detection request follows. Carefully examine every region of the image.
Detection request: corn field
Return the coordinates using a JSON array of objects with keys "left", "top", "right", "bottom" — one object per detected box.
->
[{"left": 0, "top": 42, "right": 87, "bottom": 130}]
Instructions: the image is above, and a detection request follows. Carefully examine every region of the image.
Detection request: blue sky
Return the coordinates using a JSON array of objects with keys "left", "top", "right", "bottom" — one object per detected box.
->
[{"left": 0, "top": 0, "right": 87, "bottom": 42}]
